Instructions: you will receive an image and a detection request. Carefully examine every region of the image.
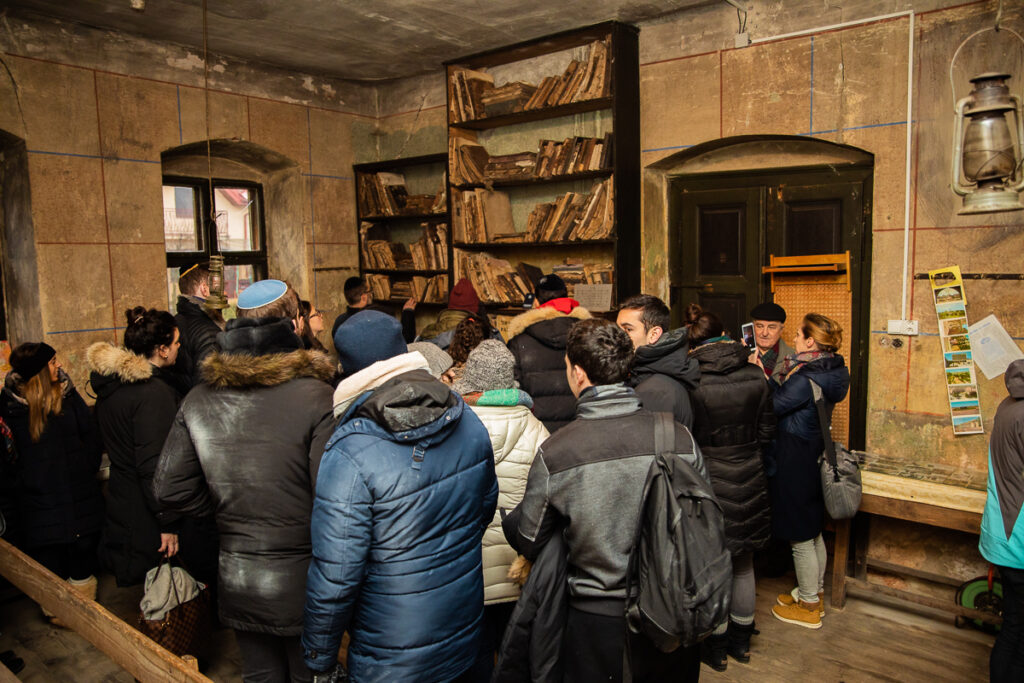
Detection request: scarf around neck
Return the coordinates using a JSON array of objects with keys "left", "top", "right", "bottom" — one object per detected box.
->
[{"left": 775, "top": 350, "right": 834, "bottom": 385}]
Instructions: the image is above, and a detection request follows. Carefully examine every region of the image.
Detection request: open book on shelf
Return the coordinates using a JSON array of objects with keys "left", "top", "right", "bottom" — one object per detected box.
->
[{"left": 449, "top": 39, "right": 611, "bottom": 123}]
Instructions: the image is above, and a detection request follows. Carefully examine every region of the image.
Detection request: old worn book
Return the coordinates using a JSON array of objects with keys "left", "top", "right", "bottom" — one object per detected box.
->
[{"left": 476, "top": 189, "right": 515, "bottom": 241}]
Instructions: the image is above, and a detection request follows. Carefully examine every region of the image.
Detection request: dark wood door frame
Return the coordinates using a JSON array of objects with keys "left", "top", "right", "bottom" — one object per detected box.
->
[{"left": 668, "top": 163, "right": 873, "bottom": 450}]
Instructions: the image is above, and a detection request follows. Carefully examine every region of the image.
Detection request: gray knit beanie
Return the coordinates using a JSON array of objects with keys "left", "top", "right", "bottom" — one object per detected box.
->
[
  {"left": 453, "top": 339, "right": 517, "bottom": 394},
  {"left": 408, "top": 342, "right": 453, "bottom": 378}
]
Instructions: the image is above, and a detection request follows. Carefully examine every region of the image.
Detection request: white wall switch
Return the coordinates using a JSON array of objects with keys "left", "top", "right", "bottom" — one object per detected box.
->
[{"left": 887, "top": 319, "right": 920, "bottom": 336}]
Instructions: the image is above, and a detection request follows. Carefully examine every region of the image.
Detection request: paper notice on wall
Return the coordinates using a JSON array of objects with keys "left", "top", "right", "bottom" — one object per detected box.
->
[
  {"left": 968, "top": 314, "right": 1024, "bottom": 380},
  {"left": 928, "top": 266, "right": 983, "bottom": 435}
]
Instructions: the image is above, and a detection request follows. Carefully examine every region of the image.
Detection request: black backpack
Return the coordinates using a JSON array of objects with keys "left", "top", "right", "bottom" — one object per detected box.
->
[{"left": 625, "top": 412, "right": 732, "bottom": 653}]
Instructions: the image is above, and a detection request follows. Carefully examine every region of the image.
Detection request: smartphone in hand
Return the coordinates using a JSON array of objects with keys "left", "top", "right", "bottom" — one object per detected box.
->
[{"left": 741, "top": 322, "right": 755, "bottom": 350}]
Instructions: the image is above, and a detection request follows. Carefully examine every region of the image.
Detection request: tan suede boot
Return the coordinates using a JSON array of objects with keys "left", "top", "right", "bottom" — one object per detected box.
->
[
  {"left": 771, "top": 598, "right": 822, "bottom": 629},
  {"left": 776, "top": 587, "right": 825, "bottom": 617},
  {"left": 50, "top": 576, "right": 98, "bottom": 628}
]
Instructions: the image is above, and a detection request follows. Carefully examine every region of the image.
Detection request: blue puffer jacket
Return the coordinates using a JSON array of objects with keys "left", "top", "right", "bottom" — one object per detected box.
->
[{"left": 303, "top": 369, "right": 498, "bottom": 682}]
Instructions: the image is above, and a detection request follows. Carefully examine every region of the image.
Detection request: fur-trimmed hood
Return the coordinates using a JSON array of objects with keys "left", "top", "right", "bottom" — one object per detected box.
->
[
  {"left": 87, "top": 342, "right": 153, "bottom": 383},
  {"left": 200, "top": 349, "right": 335, "bottom": 389},
  {"left": 506, "top": 304, "right": 591, "bottom": 341}
]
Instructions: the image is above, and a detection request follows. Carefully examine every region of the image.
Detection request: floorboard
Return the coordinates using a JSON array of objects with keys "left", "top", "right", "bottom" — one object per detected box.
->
[{"left": 0, "top": 572, "right": 993, "bottom": 681}]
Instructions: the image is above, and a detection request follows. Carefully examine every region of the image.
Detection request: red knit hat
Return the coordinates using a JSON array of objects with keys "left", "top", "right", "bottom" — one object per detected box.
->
[{"left": 448, "top": 278, "right": 480, "bottom": 313}]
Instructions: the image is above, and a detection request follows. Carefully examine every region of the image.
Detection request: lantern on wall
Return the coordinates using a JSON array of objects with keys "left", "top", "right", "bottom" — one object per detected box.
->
[
  {"left": 951, "top": 73, "right": 1024, "bottom": 214},
  {"left": 205, "top": 254, "right": 228, "bottom": 310}
]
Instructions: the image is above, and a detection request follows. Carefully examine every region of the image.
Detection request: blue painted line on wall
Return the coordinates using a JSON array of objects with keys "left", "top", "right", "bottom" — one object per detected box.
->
[
  {"left": 809, "top": 36, "right": 815, "bottom": 136},
  {"left": 47, "top": 326, "right": 122, "bottom": 335},
  {"left": 641, "top": 143, "right": 695, "bottom": 154},
  {"left": 28, "top": 149, "right": 160, "bottom": 164},
  {"left": 304, "top": 172, "right": 353, "bottom": 181},
  {"left": 809, "top": 120, "right": 908, "bottom": 136},
  {"left": 306, "top": 107, "right": 318, "bottom": 302},
  {"left": 176, "top": 85, "right": 183, "bottom": 145}
]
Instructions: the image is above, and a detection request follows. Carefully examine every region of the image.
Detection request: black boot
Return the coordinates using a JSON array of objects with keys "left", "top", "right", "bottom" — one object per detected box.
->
[
  {"left": 700, "top": 632, "right": 728, "bottom": 672},
  {"left": 727, "top": 620, "right": 757, "bottom": 663}
]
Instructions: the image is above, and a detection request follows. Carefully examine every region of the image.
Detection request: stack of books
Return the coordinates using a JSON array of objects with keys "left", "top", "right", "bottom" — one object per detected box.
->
[
  {"left": 452, "top": 189, "right": 515, "bottom": 243},
  {"left": 523, "top": 40, "right": 611, "bottom": 110},
  {"left": 409, "top": 224, "right": 449, "bottom": 270},
  {"left": 458, "top": 253, "right": 533, "bottom": 305},
  {"left": 525, "top": 178, "right": 614, "bottom": 242},
  {"left": 535, "top": 134, "right": 612, "bottom": 177}
]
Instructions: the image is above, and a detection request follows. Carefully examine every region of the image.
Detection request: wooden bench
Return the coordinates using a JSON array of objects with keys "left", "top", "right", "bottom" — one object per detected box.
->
[
  {"left": 830, "top": 471, "right": 999, "bottom": 624},
  {"left": 0, "top": 538, "right": 212, "bottom": 682}
]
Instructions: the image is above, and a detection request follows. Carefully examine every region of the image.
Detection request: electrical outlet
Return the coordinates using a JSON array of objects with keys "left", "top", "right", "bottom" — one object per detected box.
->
[
  {"left": 887, "top": 319, "right": 920, "bottom": 336},
  {"left": 734, "top": 32, "right": 750, "bottom": 48}
]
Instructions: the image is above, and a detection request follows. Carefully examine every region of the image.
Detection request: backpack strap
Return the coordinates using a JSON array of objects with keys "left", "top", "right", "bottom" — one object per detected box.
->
[
  {"left": 653, "top": 411, "right": 675, "bottom": 459},
  {"left": 624, "top": 412, "right": 677, "bottom": 682},
  {"left": 808, "top": 379, "right": 839, "bottom": 479}
]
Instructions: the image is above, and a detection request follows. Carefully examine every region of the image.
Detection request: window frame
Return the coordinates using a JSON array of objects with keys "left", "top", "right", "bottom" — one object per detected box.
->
[{"left": 162, "top": 175, "right": 269, "bottom": 276}]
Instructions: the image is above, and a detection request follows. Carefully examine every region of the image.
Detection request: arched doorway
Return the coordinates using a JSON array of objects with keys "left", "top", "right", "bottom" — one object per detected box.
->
[{"left": 645, "top": 135, "right": 873, "bottom": 448}]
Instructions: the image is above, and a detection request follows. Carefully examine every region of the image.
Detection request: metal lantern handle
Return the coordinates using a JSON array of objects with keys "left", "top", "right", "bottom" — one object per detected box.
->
[
  {"left": 951, "top": 95, "right": 973, "bottom": 196},
  {"left": 949, "top": 25, "right": 1024, "bottom": 110},
  {"left": 1011, "top": 94, "right": 1024, "bottom": 192}
]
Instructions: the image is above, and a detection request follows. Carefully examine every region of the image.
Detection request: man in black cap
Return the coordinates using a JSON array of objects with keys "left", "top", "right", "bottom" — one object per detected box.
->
[
  {"left": 506, "top": 273, "right": 591, "bottom": 432},
  {"left": 172, "top": 262, "right": 224, "bottom": 390},
  {"left": 748, "top": 302, "right": 794, "bottom": 383}
]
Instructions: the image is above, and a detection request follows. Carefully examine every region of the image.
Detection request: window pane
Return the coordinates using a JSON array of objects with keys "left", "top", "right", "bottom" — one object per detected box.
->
[
  {"left": 214, "top": 187, "right": 260, "bottom": 252},
  {"left": 698, "top": 205, "right": 744, "bottom": 276},
  {"left": 166, "top": 268, "right": 180, "bottom": 314},
  {"left": 785, "top": 200, "right": 840, "bottom": 255},
  {"left": 224, "top": 264, "right": 257, "bottom": 306},
  {"left": 163, "top": 185, "right": 201, "bottom": 252}
]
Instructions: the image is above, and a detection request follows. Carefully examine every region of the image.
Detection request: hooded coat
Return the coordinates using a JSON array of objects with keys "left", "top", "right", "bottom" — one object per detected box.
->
[
  {"left": 172, "top": 295, "right": 222, "bottom": 389},
  {"left": 980, "top": 359, "right": 1024, "bottom": 569},
  {"left": 153, "top": 317, "right": 336, "bottom": 635},
  {"left": 0, "top": 370, "right": 104, "bottom": 549},
  {"left": 626, "top": 328, "right": 700, "bottom": 429},
  {"left": 88, "top": 343, "right": 183, "bottom": 586},
  {"left": 464, "top": 390, "right": 549, "bottom": 604},
  {"left": 303, "top": 366, "right": 498, "bottom": 682},
  {"left": 768, "top": 355, "right": 850, "bottom": 541},
  {"left": 506, "top": 303, "right": 592, "bottom": 433},
  {"left": 688, "top": 340, "right": 775, "bottom": 554}
]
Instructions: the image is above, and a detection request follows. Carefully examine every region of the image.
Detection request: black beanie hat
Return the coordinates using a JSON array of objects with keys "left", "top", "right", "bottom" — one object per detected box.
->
[
  {"left": 750, "top": 302, "right": 786, "bottom": 323},
  {"left": 10, "top": 342, "right": 56, "bottom": 380}
]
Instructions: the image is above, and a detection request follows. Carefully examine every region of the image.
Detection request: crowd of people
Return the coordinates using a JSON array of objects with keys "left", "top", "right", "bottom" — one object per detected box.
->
[{"left": 5, "top": 260, "right": 1014, "bottom": 683}]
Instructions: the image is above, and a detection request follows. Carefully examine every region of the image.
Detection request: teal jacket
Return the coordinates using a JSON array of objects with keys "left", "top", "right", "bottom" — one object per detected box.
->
[{"left": 979, "top": 359, "right": 1024, "bottom": 569}]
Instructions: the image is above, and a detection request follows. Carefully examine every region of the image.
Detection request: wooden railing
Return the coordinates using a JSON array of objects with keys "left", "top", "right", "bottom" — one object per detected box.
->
[{"left": 0, "top": 538, "right": 212, "bottom": 683}]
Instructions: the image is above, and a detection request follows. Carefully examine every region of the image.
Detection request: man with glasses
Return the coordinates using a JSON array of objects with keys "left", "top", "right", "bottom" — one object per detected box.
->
[{"left": 748, "top": 302, "right": 794, "bottom": 384}]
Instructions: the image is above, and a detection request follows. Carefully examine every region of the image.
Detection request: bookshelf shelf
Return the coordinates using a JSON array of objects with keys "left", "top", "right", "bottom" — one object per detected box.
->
[
  {"left": 449, "top": 97, "right": 613, "bottom": 130},
  {"left": 454, "top": 239, "right": 615, "bottom": 250},
  {"left": 453, "top": 169, "right": 612, "bottom": 191},
  {"left": 364, "top": 268, "right": 449, "bottom": 276},
  {"left": 445, "top": 21, "right": 640, "bottom": 310},
  {"left": 360, "top": 212, "right": 448, "bottom": 223}
]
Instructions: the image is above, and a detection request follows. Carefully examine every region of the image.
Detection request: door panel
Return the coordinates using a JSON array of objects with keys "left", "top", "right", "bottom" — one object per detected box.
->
[{"left": 671, "top": 187, "right": 761, "bottom": 338}]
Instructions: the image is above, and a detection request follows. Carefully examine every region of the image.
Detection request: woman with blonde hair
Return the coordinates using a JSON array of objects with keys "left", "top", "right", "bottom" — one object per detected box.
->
[
  {"left": 768, "top": 313, "right": 850, "bottom": 631},
  {"left": 1, "top": 342, "right": 104, "bottom": 621}
]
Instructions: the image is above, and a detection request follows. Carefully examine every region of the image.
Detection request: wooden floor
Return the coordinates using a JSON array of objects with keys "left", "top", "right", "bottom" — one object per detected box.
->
[{"left": 0, "top": 572, "right": 992, "bottom": 682}]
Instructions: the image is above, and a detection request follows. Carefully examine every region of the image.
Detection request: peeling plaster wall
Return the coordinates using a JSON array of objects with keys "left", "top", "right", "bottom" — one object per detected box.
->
[{"left": 0, "top": 13, "right": 371, "bottom": 381}]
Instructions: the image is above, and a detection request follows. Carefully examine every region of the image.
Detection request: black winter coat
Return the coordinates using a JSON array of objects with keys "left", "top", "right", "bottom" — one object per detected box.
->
[
  {"left": 627, "top": 328, "right": 700, "bottom": 429},
  {"left": 154, "top": 317, "right": 337, "bottom": 635},
  {"left": 689, "top": 340, "right": 775, "bottom": 554},
  {"left": 769, "top": 355, "right": 850, "bottom": 541},
  {"left": 88, "top": 343, "right": 218, "bottom": 587},
  {"left": 0, "top": 371, "right": 104, "bottom": 548},
  {"left": 494, "top": 517, "right": 567, "bottom": 683},
  {"left": 172, "top": 296, "right": 222, "bottom": 390},
  {"left": 506, "top": 305, "right": 591, "bottom": 433}
]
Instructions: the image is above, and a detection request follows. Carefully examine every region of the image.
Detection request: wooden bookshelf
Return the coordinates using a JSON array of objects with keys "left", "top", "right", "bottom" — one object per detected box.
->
[
  {"left": 353, "top": 153, "right": 452, "bottom": 305},
  {"left": 444, "top": 21, "right": 640, "bottom": 311}
]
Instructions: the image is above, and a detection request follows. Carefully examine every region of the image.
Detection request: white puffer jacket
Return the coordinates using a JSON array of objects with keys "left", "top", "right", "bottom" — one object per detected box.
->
[{"left": 469, "top": 401, "right": 549, "bottom": 604}]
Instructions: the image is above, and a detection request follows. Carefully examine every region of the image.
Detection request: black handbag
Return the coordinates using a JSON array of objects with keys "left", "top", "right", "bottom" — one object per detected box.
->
[{"left": 809, "top": 379, "right": 862, "bottom": 520}]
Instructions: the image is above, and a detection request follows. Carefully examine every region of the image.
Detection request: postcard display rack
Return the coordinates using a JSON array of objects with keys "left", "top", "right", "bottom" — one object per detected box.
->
[
  {"left": 445, "top": 22, "right": 641, "bottom": 317},
  {"left": 354, "top": 153, "right": 451, "bottom": 306}
]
